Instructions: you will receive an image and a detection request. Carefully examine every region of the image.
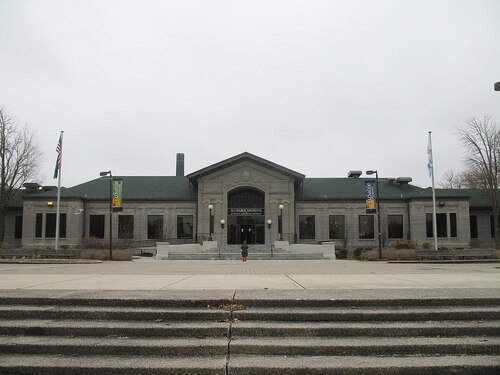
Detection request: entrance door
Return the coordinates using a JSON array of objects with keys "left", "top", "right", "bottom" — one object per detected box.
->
[
  {"left": 240, "top": 225, "right": 254, "bottom": 244},
  {"left": 227, "top": 188, "right": 265, "bottom": 245}
]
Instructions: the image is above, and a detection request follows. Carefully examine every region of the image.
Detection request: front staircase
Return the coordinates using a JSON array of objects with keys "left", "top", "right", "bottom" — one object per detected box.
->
[
  {"left": 167, "top": 245, "right": 327, "bottom": 260},
  {"left": 0, "top": 290, "right": 498, "bottom": 374}
]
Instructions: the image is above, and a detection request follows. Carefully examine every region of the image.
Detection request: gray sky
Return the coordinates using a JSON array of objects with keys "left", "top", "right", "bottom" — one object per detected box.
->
[{"left": 1, "top": 0, "right": 499, "bottom": 189}]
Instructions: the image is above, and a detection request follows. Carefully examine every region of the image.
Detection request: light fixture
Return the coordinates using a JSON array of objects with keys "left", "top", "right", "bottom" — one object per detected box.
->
[
  {"left": 220, "top": 219, "right": 225, "bottom": 229},
  {"left": 267, "top": 219, "right": 272, "bottom": 229},
  {"left": 47, "top": 201, "right": 54, "bottom": 207}
]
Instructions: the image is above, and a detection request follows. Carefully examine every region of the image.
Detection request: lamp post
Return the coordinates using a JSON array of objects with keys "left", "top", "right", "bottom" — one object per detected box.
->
[
  {"left": 208, "top": 204, "right": 214, "bottom": 241},
  {"left": 278, "top": 204, "right": 284, "bottom": 241},
  {"left": 99, "top": 170, "right": 113, "bottom": 260},
  {"left": 366, "top": 170, "right": 382, "bottom": 260},
  {"left": 267, "top": 219, "right": 273, "bottom": 257}
]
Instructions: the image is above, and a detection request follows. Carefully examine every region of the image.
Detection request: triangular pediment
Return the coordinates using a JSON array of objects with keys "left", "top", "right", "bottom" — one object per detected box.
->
[{"left": 187, "top": 152, "right": 305, "bottom": 184}]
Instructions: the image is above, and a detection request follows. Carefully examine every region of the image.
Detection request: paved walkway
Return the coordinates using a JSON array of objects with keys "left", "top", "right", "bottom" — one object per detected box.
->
[{"left": 0, "top": 259, "right": 499, "bottom": 290}]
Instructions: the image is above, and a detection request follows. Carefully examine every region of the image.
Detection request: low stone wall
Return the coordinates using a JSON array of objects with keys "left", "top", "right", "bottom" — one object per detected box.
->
[{"left": 156, "top": 242, "right": 204, "bottom": 260}]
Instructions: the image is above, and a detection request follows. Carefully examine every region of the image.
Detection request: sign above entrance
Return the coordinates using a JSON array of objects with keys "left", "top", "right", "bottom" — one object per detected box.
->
[{"left": 228, "top": 208, "right": 264, "bottom": 216}]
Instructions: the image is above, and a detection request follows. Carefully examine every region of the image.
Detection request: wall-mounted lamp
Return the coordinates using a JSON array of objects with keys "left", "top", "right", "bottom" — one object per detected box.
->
[
  {"left": 267, "top": 219, "right": 272, "bottom": 229},
  {"left": 220, "top": 219, "right": 225, "bottom": 229},
  {"left": 438, "top": 201, "right": 445, "bottom": 207},
  {"left": 47, "top": 201, "right": 54, "bottom": 207}
]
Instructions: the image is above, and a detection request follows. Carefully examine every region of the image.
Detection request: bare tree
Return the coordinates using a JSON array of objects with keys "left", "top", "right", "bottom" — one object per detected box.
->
[
  {"left": 0, "top": 107, "right": 42, "bottom": 242},
  {"left": 439, "top": 169, "right": 466, "bottom": 189},
  {"left": 457, "top": 115, "right": 500, "bottom": 247}
]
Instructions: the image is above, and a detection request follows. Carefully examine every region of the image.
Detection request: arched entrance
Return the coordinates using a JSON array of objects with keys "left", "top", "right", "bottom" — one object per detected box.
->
[{"left": 227, "top": 188, "right": 265, "bottom": 244}]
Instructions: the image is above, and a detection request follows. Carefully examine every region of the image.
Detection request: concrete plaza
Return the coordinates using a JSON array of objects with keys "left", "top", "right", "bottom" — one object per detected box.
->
[{"left": 0, "top": 258, "right": 499, "bottom": 291}]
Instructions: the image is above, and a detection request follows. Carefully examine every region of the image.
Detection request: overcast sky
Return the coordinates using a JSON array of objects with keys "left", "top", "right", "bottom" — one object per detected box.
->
[{"left": 1, "top": 0, "right": 499, "bottom": 189}]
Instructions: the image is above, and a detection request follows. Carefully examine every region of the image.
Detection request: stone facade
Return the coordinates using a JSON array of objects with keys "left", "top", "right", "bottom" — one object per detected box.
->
[{"left": 3, "top": 152, "right": 497, "bottom": 250}]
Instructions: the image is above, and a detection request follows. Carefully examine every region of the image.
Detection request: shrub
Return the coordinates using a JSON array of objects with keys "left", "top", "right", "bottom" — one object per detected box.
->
[
  {"left": 335, "top": 248, "right": 348, "bottom": 259},
  {"left": 361, "top": 248, "right": 416, "bottom": 261},
  {"left": 76, "top": 249, "right": 132, "bottom": 261},
  {"left": 353, "top": 248, "right": 364, "bottom": 259},
  {"left": 391, "top": 240, "right": 419, "bottom": 249}
]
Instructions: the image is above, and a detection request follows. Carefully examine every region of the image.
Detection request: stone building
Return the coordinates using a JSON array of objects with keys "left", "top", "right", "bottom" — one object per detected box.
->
[{"left": 3, "top": 152, "right": 498, "bottom": 250}]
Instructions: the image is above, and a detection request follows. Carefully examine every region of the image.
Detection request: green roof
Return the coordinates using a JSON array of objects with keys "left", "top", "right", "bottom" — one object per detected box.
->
[
  {"left": 27, "top": 176, "right": 197, "bottom": 201},
  {"left": 296, "top": 178, "right": 426, "bottom": 201}
]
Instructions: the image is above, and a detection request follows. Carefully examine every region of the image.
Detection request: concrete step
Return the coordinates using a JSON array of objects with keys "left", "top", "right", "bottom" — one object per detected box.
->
[
  {"left": 233, "top": 306, "right": 500, "bottom": 321},
  {"left": 230, "top": 337, "right": 500, "bottom": 356},
  {"left": 0, "top": 354, "right": 227, "bottom": 375},
  {"left": 0, "top": 320, "right": 230, "bottom": 338},
  {"left": 0, "top": 336, "right": 228, "bottom": 356},
  {"left": 0, "top": 291, "right": 498, "bottom": 374},
  {"left": 0, "top": 305, "right": 230, "bottom": 321},
  {"left": 231, "top": 320, "right": 500, "bottom": 337},
  {"left": 228, "top": 354, "right": 500, "bottom": 375},
  {"left": 167, "top": 253, "right": 327, "bottom": 260}
]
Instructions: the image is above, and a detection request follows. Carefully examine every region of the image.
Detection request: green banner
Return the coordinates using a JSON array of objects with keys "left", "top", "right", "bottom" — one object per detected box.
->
[{"left": 112, "top": 179, "right": 123, "bottom": 212}]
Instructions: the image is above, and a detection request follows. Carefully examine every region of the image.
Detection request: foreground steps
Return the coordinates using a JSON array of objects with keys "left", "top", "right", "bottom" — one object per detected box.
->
[{"left": 0, "top": 290, "right": 499, "bottom": 374}]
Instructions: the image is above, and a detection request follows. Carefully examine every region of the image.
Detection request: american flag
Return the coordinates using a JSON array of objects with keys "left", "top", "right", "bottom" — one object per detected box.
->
[{"left": 53, "top": 133, "right": 63, "bottom": 179}]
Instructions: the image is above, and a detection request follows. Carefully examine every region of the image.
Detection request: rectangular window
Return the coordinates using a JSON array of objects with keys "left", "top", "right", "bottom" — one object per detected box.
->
[
  {"left": 14, "top": 216, "right": 23, "bottom": 239},
  {"left": 359, "top": 215, "right": 374, "bottom": 239},
  {"left": 470, "top": 216, "right": 478, "bottom": 239},
  {"left": 299, "top": 215, "right": 315, "bottom": 239},
  {"left": 118, "top": 215, "right": 134, "bottom": 239},
  {"left": 89, "top": 215, "right": 105, "bottom": 239},
  {"left": 490, "top": 215, "right": 500, "bottom": 238},
  {"left": 45, "top": 213, "right": 56, "bottom": 238},
  {"left": 450, "top": 213, "right": 457, "bottom": 238},
  {"left": 329, "top": 215, "right": 345, "bottom": 239},
  {"left": 177, "top": 215, "right": 193, "bottom": 239},
  {"left": 35, "top": 213, "right": 43, "bottom": 238},
  {"left": 148, "top": 215, "right": 163, "bottom": 240},
  {"left": 387, "top": 215, "right": 404, "bottom": 239},
  {"left": 426, "top": 213, "right": 447, "bottom": 238}
]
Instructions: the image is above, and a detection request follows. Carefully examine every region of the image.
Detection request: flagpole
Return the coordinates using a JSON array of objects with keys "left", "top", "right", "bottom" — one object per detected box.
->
[
  {"left": 428, "top": 131, "right": 438, "bottom": 251},
  {"left": 55, "top": 131, "right": 64, "bottom": 251}
]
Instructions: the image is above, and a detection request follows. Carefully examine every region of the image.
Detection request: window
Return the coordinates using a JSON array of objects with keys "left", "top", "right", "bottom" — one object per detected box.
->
[
  {"left": 89, "top": 215, "right": 105, "bottom": 239},
  {"left": 118, "top": 215, "right": 134, "bottom": 239},
  {"left": 491, "top": 215, "right": 500, "bottom": 238},
  {"left": 359, "top": 215, "right": 374, "bottom": 239},
  {"left": 299, "top": 215, "right": 315, "bottom": 239},
  {"left": 450, "top": 213, "right": 457, "bottom": 238},
  {"left": 148, "top": 215, "right": 163, "bottom": 239},
  {"left": 426, "top": 213, "right": 448, "bottom": 238},
  {"left": 177, "top": 215, "right": 193, "bottom": 239},
  {"left": 388, "top": 215, "right": 403, "bottom": 239},
  {"left": 45, "top": 213, "right": 57, "bottom": 238},
  {"left": 329, "top": 215, "right": 345, "bottom": 239},
  {"left": 35, "top": 213, "right": 43, "bottom": 238},
  {"left": 14, "top": 216, "right": 23, "bottom": 239},
  {"left": 470, "top": 216, "right": 478, "bottom": 239}
]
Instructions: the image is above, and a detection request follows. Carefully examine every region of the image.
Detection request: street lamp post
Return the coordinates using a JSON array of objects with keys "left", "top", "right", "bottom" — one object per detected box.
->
[
  {"left": 267, "top": 219, "right": 273, "bottom": 257},
  {"left": 99, "top": 171, "right": 113, "bottom": 260},
  {"left": 278, "top": 204, "right": 284, "bottom": 241},
  {"left": 208, "top": 204, "right": 214, "bottom": 241},
  {"left": 366, "top": 170, "right": 382, "bottom": 260}
]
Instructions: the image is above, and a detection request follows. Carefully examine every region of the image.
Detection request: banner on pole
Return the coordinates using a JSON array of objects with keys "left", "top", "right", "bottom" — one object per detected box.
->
[
  {"left": 112, "top": 179, "right": 123, "bottom": 212},
  {"left": 365, "top": 180, "right": 376, "bottom": 214}
]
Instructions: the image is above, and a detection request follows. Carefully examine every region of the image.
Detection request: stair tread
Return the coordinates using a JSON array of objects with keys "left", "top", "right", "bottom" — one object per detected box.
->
[
  {"left": 0, "top": 354, "right": 227, "bottom": 369},
  {"left": 231, "top": 336, "right": 500, "bottom": 346},
  {"left": 228, "top": 354, "right": 500, "bottom": 369}
]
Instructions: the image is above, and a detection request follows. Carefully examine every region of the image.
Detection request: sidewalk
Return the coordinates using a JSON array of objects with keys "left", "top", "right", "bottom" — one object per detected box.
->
[{"left": 0, "top": 258, "right": 498, "bottom": 291}]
